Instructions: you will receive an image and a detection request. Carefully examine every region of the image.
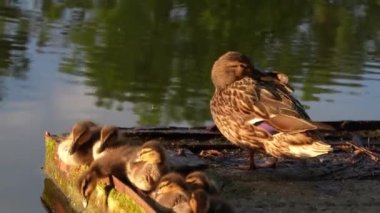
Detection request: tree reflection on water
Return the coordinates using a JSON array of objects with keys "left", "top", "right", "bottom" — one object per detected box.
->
[{"left": 0, "top": 0, "right": 380, "bottom": 125}]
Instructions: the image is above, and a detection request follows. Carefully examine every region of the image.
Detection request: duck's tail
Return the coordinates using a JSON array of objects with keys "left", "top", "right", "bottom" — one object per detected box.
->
[{"left": 288, "top": 142, "right": 332, "bottom": 158}]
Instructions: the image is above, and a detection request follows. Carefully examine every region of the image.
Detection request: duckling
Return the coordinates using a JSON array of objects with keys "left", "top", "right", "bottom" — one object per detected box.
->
[
  {"left": 150, "top": 172, "right": 192, "bottom": 213},
  {"left": 185, "top": 171, "right": 219, "bottom": 195},
  {"left": 57, "top": 120, "right": 100, "bottom": 166},
  {"left": 92, "top": 125, "right": 127, "bottom": 160},
  {"left": 127, "top": 140, "right": 170, "bottom": 192},
  {"left": 189, "top": 189, "right": 235, "bottom": 213},
  {"left": 78, "top": 143, "right": 139, "bottom": 206},
  {"left": 210, "top": 51, "right": 333, "bottom": 169},
  {"left": 189, "top": 188, "right": 209, "bottom": 213}
]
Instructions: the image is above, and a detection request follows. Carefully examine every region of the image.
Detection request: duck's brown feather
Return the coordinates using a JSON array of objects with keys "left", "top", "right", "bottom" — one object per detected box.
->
[{"left": 211, "top": 68, "right": 332, "bottom": 158}]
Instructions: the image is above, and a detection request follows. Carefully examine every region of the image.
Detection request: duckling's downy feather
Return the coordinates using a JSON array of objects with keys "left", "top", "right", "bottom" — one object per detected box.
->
[
  {"left": 150, "top": 172, "right": 192, "bottom": 213},
  {"left": 127, "top": 140, "right": 170, "bottom": 192},
  {"left": 58, "top": 121, "right": 100, "bottom": 166}
]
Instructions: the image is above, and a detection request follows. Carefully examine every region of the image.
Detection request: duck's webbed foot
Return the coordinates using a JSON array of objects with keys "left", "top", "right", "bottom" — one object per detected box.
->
[
  {"left": 254, "top": 156, "right": 278, "bottom": 168},
  {"left": 236, "top": 150, "right": 256, "bottom": 170}
]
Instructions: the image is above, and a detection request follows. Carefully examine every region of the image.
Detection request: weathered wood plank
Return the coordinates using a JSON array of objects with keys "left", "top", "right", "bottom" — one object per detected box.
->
[{"left": 42, "top": 121, "right": 380, "bottom": 212}]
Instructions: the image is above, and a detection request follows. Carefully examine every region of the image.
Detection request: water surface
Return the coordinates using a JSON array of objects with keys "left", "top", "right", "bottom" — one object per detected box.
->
[{"left": 0, "top": 0, "right": 380, "bottom": 212}]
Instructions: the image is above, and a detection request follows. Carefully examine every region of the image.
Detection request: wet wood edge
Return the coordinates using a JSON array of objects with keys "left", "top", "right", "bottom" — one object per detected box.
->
[
  {"left": 118, "top": 120, "right": 380, "bottom": 136},
  {"left": 115, "top": 120, "right": 380, "bottom": 141},
  {"left": 43, "top": 132, "right": 159, "bottom": 213},
  {"left": 321, "top": 120, "right": 380, "bottom": 131},
  {"left": 114, "top": 121, "right": 380, "bottom": 153}
]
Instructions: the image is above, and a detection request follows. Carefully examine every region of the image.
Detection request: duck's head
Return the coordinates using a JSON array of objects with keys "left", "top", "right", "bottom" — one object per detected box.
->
[
  {"left": 97, "top": 125, "right": 118, "bottom": 154},
  {"left": 189, "top": 189, "right": 210, "bottom": 213},
  {"left": 154, "top": 173, "right": 188, "bottom": 195},
  {"left": 69, "top": 121, "right": 96, "bottom": 154},
  {"left": 185, "top": 171, "right": 210, "bottom": 191},
  {"left": 77, "top": 170, "right": 97, "bottom": 208},
  {"left": 211, "top": 51, "right": 253, "bottom": 90},
  {"left": 136, "top": 140, "right": 166, "bottom": 164}
]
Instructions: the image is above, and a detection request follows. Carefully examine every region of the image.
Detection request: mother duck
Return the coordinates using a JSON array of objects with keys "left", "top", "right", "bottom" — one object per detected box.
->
[{"left": 210, "top": 51, "right": 333, "bottom": 169}]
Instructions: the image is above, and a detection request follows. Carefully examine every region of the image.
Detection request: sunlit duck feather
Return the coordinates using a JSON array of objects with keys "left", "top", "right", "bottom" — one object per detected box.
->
[
  {"left": 127, "top": 140, "right": 170, "bottom": 192},
  {"left": 150, "top": 172, "right": 192, "bottom": 213},
  {"left": 58, "top": 120, "right": 100, "bottom": 166},
  {"left": 210, "top": 51, "right": 333, "bottom": 169}
]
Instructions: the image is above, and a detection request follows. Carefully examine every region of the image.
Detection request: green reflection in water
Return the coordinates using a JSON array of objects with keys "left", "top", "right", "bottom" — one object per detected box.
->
[{"left": 1, "top": 0, "right": 380, "bottom": 125}]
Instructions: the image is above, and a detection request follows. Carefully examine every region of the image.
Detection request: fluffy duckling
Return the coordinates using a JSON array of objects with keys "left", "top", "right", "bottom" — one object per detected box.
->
[
  {"left": 150, "top": 172, "right": 192, "bottom": 213},
  {"left": 92, "top": 125, "right": 126, "bottom": 160},
  {"left": 185, "top": 171, "right": 219, "bottom": 195},
  {"left": 58, "top": 120, "right": 100, "bottom": 166},
  {"left": 210, "top": 51, "right": 333, "bottom": 169},
  {"left": 127, "top": 140, "right": 170, "bottom": 192},
  {"left": 189, "top": 189, "right": 235, "bottom": 213},
  {"left": 78, "top": 143, "right": 139, "bottom": 206}
]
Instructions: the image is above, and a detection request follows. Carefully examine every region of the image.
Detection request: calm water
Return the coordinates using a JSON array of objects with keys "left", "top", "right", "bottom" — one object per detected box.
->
[{"left": 1, "top": 0, "right": 380, "bottom": 212}]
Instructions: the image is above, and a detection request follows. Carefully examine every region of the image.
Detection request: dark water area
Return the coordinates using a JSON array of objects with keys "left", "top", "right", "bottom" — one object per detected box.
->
[{"left": 0, "top": 0, "right": 380, "bottom": 212}]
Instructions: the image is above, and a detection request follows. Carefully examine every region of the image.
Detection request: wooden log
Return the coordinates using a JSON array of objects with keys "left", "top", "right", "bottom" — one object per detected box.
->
[
  {"left": 41, "top": 132, "right": 208, "bottom": 212},
  {"left": 42, "top": 121, "right": 380, "bottom": 212},
  {"left": 42, "top": 132, "right": 158, "bottom": 213}
]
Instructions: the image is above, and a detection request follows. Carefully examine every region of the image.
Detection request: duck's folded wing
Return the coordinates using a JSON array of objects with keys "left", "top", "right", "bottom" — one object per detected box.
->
[
  {"left": 266, "top": 114, "right": 317, "bottom": 133},
  {"left": 235, "top": 81, "right": 329, "bottom": 134}
]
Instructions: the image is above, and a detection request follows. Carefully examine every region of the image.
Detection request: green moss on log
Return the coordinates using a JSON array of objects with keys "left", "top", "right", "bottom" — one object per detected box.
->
[
  {"left": 108, "top": 190, "right": 145, "bottom": 213},
  {"left": 43, "top": 135, "right": 148, "bottom": 213}
]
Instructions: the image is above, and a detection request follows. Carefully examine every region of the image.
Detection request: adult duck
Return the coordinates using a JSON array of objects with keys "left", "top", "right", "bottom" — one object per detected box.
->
[{"left": 210, "top": 51, "right": 333, "bottom": 169}]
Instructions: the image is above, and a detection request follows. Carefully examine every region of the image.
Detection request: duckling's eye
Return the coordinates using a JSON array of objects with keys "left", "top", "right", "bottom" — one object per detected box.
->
[
  {"left": 139, "top": 148, "right": 153, "bottom": 156},
  {"left": 158, "top": 181, "right": 170, "bottom": 189},
  {"left": 239, "top": 64, "right": 247, "bottom": 69},
  {"left": 105, "top": 130, "right": 117, "bottom": 141},
  {"left": 150, "top": 151, "right": 161, "bottom": 158},
  {"left": 74, "top": 131, "right": 86, "bottom": 143},
  {"left": 186, "top": 178, "right": 196, "bottom": 183}
]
